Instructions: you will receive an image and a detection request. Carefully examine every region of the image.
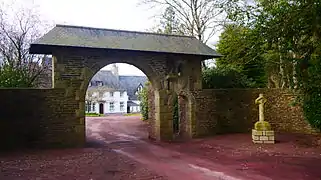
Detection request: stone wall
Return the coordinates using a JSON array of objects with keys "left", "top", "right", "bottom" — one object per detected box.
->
[
  {"left": 147, "top": 85, "right": 156, "bottom": 140},
  {"left": 0, "top": 89, "right": 83, "bottom": 150},
  {"left": 191, "top": 89, "right": 319, "bottom": 138}
]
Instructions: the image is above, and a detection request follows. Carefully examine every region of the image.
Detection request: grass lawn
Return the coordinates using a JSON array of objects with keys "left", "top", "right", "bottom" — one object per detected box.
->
[
  {"left": 86, "top": 113, "right": 103, "bottom": 117},
  {"left": 124, "top": 113, "right": 141, "bottom": 116}
]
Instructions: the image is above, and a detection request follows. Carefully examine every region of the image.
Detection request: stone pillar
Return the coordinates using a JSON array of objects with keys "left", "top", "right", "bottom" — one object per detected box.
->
[
  {"left": 147, "top": 85, "right": 156, "bottom": 140},
  {"left": 178, "top": 95, "right": 189, "bottom": 139},
  {"left": 174, "top": 57, "right": 201, "bottom": 139},
  {"left": 154, "top": 90, "right": 174, "bottom": 141},
  {"left": 52, "top": 54, "right": 90, "bottom": 147}
]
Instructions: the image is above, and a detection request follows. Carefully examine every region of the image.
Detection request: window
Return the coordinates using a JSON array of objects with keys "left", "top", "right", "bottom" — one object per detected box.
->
[
  {"left": 120, "top": 92, "right": 124, "bottom": 97},
  {"left": 92, "top": 103, "right": 95, "bottom": 111},
  {"left": 120, "top": 102, "right": 124, "bottom": 111},
  {"left": 96, "top": 81, "right": 103, "bottom": 86},
  {"left": 110, "top": 92, "right": 114, "bottom": 97},
  {"left": 109, "top": 102, "right": 114, "bottom": 111}
]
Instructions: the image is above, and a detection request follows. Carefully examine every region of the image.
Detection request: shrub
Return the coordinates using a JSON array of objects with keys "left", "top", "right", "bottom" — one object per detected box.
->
[
  {"left": 302, "top": 92, "right": 321, "bottom": 130},
  {"left": 0, "top": 64, "right": 33, "bottom": 87},
  {"left": 138, "top": 81, "right": 150, "bottom": 121},
  {"left": 202, "top": 65, "right": 256, "bottom": 89},
  {"left": 172, "top": 94, "right": 179, "bottom": 133}
]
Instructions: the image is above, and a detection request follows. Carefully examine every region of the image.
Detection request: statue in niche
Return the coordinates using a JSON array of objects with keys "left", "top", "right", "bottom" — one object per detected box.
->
[{"left": 166, "top": 59, "right": 185, "bottom": 80}]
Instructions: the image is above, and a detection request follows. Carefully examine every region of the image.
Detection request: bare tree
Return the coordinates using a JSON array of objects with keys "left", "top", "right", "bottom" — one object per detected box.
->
[
  {"left": 86, "top": 86, "right": 123, "bottom": 102},
  {"left": 0, "top": 1, "right": 50, "bottom": 87},
  {"left": 140, "top": 0, "right": 229, "bottom": 68},
  {"left": 141, "top": 0, "right": 229, "bottom": 42}
]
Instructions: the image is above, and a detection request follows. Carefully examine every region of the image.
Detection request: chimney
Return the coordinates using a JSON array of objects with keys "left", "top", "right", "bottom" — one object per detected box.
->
[{"left": 111, "top": 64, "right": 119, "bottom": 76}]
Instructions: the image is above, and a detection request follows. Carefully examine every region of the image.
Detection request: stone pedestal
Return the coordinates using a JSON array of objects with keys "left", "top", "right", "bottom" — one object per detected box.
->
[{"left": 252, "top": 129, "right": 275, "bottom": 144}]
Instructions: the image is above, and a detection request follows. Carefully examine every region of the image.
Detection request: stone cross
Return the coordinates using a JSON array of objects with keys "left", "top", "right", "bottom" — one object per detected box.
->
[{"left": 255, "top": 93, "right": 267, "bottom": 122}]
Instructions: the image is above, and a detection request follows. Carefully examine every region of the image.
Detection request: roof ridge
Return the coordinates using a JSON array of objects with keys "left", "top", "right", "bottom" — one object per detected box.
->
[
  {"left": 119, "top": 75, "right": 147, "bottom": 77},
  {"left": 56, "top": 24, "right": 196, "bottom": 39}
]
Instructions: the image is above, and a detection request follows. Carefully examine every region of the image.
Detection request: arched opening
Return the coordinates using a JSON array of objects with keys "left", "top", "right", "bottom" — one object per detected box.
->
[
  {"left": 85, "top": 62, "right": 153, "bottom": 144},
  {"left": 173, "top": 93, "right": 190, "bottom": 141},
  {"left": 173, "top": 93, "right": 180, "bottom": 134},
  {"left": 178, "top": 95, "right": 190, "bottom": 140}
]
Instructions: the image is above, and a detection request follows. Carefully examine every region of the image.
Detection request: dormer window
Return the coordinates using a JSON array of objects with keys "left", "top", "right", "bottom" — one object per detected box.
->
[{"left": 96, "top": 81, "right": 103, "bottom": 86}]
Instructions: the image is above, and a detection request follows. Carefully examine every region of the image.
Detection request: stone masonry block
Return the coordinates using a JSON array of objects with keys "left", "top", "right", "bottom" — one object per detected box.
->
[
  {"left": 54, "top": 80, "right": 68, "bottom": 88},
  {"left": 252, "top": 129, "right": 263, "bottom": 136},
  {"left": 79, "top": 101, "right": 85, "bottom": 110},
  {"left": 265, "top": 130, "right": 275, "bottom": 136},
  {"left": 253, "top": 140, "right": 263, "bottom": 144},
  {"left": 268, "top": 136, "right": 275, "bottom": 141},
  {"left": 75, "top": 109, "right": 84, "bottom": 118},
  {"left": 57, "top": 64, "right": 65, "bottom": 71},
  {"left": 75, "top": 90, "right": 81, "bottom": 101},
  {"left": 263, "top": 140, "right": 275, "bottom": 144},
  {"left": 79, "top": 117, "right": 85, "bottom": 125},
  {"left": 259, "top": 136, "right": 269, "bottom": 141},
  {"left": 65, "top": 87, "right": 75, "bottom": 97},
  {"left": 74, "top": 125, "right": 85, "bottom": 134},
  {"left": 252, "top": 135, "right": 259, "bottom": 140}
]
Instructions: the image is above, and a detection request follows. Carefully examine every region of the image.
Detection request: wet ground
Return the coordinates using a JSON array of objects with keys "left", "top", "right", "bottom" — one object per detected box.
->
[{"left": 1, "top": 115, "right": 321, "bottom": 180}]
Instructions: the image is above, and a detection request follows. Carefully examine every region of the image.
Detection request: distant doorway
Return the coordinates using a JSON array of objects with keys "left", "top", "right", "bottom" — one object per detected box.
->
[
  {"left": 127, "top": 106, "right": 130, "bottom": 113},
  {"left": 99, "top": 103, "right": 104, "bottom": 114}
]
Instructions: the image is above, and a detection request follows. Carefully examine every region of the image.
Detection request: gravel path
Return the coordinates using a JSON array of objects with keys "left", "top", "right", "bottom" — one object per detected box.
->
[
  {"left": 1, "top": 115, "right": 320, "bottom": 180},
  {"left": 0, "top": 147, "right": 165, "bottom": 180}
]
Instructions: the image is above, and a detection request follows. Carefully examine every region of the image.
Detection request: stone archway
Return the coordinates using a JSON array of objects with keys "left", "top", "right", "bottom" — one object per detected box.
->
[{"left": 29, "top": 24, "right": 220, "bottom": 147}]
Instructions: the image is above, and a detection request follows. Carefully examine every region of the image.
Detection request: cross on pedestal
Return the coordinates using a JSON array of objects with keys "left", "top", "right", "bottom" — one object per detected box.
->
[{"left": 255, "top": 93, "right": 267, "bottom": 122}]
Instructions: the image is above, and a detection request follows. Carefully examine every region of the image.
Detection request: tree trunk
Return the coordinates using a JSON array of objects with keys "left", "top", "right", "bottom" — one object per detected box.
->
[
  {"left": 292, "top": 54, "right": 298, "bottom": 89},
  {"left": 278, "top": 41, "right": 287, "bottom": 89}
]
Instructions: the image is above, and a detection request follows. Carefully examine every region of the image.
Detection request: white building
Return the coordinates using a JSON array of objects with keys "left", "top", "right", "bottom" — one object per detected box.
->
[{"left": 85, "top": 65, "right": 147, "bottom": 114}]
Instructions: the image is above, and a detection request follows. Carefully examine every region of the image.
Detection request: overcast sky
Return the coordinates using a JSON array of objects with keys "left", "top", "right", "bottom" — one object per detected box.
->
[{"left": 2, "top": 0, "right": 219, "bottom": 76}]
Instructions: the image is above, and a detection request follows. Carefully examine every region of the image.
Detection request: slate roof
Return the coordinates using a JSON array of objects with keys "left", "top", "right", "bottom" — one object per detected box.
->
[
  {"left": 127, "top": 101, "right": 140, "bottom": 107},
  {"left": 88, "top": 70, "right": 148, "bottom": 100},
  {"left": 29, "top": 24, "right": 221, "bottom": 59},
  {"left": 88, "top": 70, "right": 121, "bottom": 90},
  {"left": 119, "top": 76, "right": 148, "bottom": 100}
]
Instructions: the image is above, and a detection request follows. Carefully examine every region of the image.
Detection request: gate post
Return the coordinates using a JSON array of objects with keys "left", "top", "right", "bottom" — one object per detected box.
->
[{"left": 154, "top": 90, "right": 174, "bottom": 141}]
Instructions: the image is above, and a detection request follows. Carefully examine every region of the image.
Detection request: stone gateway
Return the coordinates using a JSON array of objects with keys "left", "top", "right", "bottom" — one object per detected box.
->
[{"left": 29, "top": 24, "right": 220, "bottom": 146}]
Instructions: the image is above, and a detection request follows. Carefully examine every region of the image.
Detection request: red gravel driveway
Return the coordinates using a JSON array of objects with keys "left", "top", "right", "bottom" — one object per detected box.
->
[{"left": 1, "top": 115, "right": 321, "bottom": 180}]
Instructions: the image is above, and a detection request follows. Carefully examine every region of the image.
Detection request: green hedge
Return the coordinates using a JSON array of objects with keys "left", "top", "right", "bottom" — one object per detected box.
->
[
  {"left": 85, "top": 113, "right": 103, "bottom": 117},
  {"left": 138, "top": 82, "right": 149, "bottom": 121}
]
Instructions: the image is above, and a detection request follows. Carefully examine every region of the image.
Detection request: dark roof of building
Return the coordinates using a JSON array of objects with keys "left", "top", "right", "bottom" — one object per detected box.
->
[
  {"left": 127, "top": 100, "right": 139, "bottom": 107},
  {"left": 119, "top": 76, "right": 148, "bottom": 100},
  {"left": 29, "top": 24, "right": 221, "bottom": 59},
  {"left": 88, "top": 70, "right": 148, "bottom": 100},
  {"left": 88, "top": 70, "right": 120, "bottom": 89}
]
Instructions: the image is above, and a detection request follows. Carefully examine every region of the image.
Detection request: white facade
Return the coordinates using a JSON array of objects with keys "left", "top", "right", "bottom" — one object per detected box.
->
[
  {"left": 129, "top": 100, "right": 141, "bottom": 113},
  {"left": 85, "top": 68, "right": 147, "bottom": 115},
  {"left": 86, "top": 91, "right": 129, "bottom": 114}
]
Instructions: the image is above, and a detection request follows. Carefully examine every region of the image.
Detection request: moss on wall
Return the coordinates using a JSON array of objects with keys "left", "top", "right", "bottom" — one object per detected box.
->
[{"left": 191, "top": 89, "right": 319, "bottom": 137}]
